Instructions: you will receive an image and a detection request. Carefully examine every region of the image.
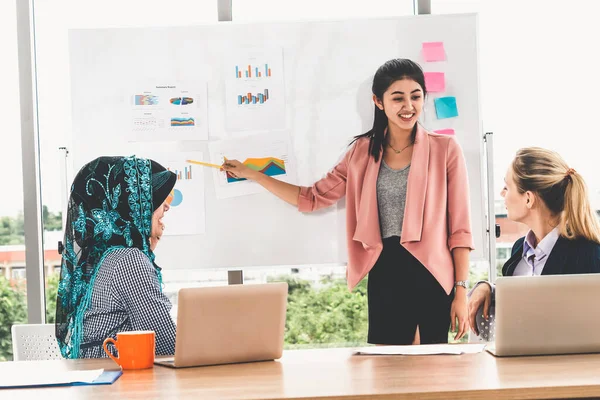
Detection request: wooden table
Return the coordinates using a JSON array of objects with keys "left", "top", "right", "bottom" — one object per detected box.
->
[{"left": 2, "top": 347, "right": 600, "bottom": 399}]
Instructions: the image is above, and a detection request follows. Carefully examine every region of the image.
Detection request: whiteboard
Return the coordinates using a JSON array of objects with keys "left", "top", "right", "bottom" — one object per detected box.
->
[{"left": 67, "top": 13, "right": 488, "bottom": 270}]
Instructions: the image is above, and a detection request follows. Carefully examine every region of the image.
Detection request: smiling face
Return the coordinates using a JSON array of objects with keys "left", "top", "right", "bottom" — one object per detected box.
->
[
  {"left": 373, "top": 78, "right": 424, "bottom": 132},
  {"left": 149, "top": 200, "right": 170, "bottom": 251}
]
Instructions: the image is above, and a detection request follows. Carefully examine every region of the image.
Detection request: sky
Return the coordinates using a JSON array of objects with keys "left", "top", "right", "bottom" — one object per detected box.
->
[{"left": 2, "top": 0, "right": 600, "bottom": 218}]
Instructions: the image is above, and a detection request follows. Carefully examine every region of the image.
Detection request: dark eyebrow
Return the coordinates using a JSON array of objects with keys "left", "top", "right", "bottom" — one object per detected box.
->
[{"left": 391, "top": 89, "right": 423, "bottom": 95}]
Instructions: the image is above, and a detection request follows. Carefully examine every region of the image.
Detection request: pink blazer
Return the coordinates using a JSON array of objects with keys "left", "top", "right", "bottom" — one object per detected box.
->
[{"left": 297, "top": 125, "right": 474, "bottom": 295}]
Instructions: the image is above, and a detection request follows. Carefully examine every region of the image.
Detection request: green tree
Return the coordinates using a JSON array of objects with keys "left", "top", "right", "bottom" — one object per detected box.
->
[
  {"left": 14, "top": 212, "right": 24, "bottom": 236},
  {"left": 0, "top": 206, "right": 62, "bottom": 245},
  {"left": 270, "top": 275, "right": 369, "bottom": 348},
  {"left": 0, "top": 278, "right": 27, "bottom": 361},
  {"left": 46, "top": 272, "right": 59, "bottom": 323},
  {"left": 0, "top": 215, "right": 24, "bottom": 245},
  {"left": 43, "top": 206, "right": 63, "bottom": 232},
  {"left": 0, "top": 273, "right": 59, "bottom": 361},
  {"left": 273, "top": 274, "right": 472, "bottom": 346}
]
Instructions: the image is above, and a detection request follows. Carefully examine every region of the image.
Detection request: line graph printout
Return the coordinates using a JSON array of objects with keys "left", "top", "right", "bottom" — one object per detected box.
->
[{"left": 208, "top": 131, "right": 296, "bottom": 199}]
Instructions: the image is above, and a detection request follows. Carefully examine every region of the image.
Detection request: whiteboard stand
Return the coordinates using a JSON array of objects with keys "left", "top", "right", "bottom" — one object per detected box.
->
[
  {"left": 218, "top": 0, "right": 237, "bottom": 283},
  {"left": 484, "top": 132, "right": 497, "bottom": 284},
  {"left": 217, "top": 0, "right": 232, "bottom": 22},
  {"left": 59, "top": 146, "right": 70, "bottom": 242}
]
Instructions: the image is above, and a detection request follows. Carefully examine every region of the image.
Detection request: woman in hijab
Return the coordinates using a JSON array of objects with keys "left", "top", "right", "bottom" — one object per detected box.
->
[{"left": 55, "top": 156, "right": 177, "bottom": 359}]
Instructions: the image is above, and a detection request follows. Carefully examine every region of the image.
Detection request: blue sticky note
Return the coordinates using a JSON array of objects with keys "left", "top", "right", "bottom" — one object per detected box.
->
[{"left": 434, "top": 96, "right": 458, "bottom": 119}]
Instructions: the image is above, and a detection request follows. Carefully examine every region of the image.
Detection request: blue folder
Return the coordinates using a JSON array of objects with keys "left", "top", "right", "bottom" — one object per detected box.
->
[{"left": 0, "top": 369, "right": 122, "bottom": 389}]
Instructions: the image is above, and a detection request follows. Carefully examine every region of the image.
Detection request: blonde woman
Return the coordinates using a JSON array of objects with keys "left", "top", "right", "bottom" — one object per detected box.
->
[{"left": 469, "top": 147, "right": 600, "bottom": 335}]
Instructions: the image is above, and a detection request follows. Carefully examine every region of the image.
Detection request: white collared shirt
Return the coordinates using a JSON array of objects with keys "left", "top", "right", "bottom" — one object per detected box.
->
[{"left": 512, "top": 227, "right": 560, "bottom": 276}]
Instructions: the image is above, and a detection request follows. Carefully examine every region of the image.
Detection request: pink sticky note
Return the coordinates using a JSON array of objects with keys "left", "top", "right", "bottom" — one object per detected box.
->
[
  {"left": 422, "top": 42, "right": 446, "bottom": 62},
  {"left": 433, "top": 129, "right": 455, "bottom": 135},
  {"left": 424, "top": 72, "right": 445, "bottom": 92}
]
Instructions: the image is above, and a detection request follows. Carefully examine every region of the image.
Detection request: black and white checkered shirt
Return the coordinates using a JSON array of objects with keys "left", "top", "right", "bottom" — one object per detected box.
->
[{"left": 80, "top": 247, "right": 176, "bottom": 358}]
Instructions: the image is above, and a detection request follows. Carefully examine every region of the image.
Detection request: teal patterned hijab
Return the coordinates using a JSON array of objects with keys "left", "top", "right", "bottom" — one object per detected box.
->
[{"left": 56, "top": 156, "right": 176, "bottom": 358}]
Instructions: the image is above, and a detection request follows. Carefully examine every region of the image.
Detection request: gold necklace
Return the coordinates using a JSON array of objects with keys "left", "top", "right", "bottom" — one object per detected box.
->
[{"left": 388, "top": 142, "right": 413, "bottom": 154}]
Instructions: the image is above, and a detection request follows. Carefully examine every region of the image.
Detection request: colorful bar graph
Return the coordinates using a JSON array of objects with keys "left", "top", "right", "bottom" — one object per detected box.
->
[
  {"left": 235, "top": 64, "right": 272, "bottom": 78},
  {"left": 168, "top": 165, "right": 193, "bottom": 180},
  {"left": 237, "top": 89, "right": 270, "bottom": 105}
]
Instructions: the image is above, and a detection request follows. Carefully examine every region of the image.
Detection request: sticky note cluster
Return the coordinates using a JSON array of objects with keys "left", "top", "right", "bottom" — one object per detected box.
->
[{"left": 421, "top": 41, "right": 459, "bottom": 122}]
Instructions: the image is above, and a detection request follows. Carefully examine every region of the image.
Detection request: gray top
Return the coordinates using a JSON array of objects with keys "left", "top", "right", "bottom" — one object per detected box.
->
[{"left": 376, "top": 160, "right": 411, "bottom": 239}]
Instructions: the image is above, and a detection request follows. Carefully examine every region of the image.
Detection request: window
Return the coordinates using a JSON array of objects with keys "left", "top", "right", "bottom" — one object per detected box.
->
[
  {"left": 433, "top": 0, "right": 600, "bottom": 279},
  {"left": 31, "top": 0, "right": 219, "bottom": 334},
  {"left": 11, "top": 267, "right": 26, "bottom": 280},
  {"left": 30, "top": 0, "right": 544, "bottom": 350},
  {"left": 31, "top": 0, "right": 416, "bottom": 351},
  {"left": 0, "top": 0, "right": 28, "bottom": 362},
  {"left": 496, "top": 247, "right": 510, "bottom": 262}
]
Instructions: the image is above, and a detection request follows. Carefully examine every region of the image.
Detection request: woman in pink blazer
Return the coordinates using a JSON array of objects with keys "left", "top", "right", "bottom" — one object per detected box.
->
[{"left": 223, "top": 59, "right": 474, "bottom": 345}]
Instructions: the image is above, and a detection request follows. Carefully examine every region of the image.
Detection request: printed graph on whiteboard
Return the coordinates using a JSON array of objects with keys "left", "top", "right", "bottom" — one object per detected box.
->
[
  {"left": 134, "top": 94, "right": 159, "bottom": 105},
  {"left": 170, "top": 117, "right": 195, "bottom": 127},
  {"left": 237, "top": 89, "right": 270, "bottom": 105},
  {"left": 235, "top": 63, "right": 273, "bottom": 79},
  {"left": 132, "top": 116, "right": 160, "bottom": 132},
  {"left": 226, "top": 157, "right": 285, "bottom": 183}
]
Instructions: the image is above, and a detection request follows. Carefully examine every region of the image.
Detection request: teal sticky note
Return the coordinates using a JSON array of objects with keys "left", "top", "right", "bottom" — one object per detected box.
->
[{"left": 434, "top": 96, "right": 458, "bottom": 119}]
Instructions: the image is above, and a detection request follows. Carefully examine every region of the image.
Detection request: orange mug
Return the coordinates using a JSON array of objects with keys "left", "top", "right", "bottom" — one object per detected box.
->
[{"left": 103, "top": 330, "right": 155, "bottom": 370}]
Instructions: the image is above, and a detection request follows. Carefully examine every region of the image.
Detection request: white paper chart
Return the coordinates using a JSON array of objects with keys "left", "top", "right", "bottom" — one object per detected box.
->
[
  {"left": 208, "top": 131, "right": 296, "bottom": 199},
  {"left": 135, "top": 151, "right": 206, "bottom": 236},
  {"left": 224, "top": 48, "right": 286, "bottom": 132},
  {"left": 130, "top": 82, "right": 209, "bottom": 142}
]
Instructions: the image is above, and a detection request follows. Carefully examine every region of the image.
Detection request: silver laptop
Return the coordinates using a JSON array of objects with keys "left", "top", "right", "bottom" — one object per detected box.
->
[
  {"left": 155, "top": 282, "right": 288, "bottom": 368},
  {"left": 487, "top": 274, "right": 600, "bottom": 357}
]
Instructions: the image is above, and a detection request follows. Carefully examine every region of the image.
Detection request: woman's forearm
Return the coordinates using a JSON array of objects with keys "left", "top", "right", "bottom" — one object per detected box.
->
[
  {"left": 452, "top": 247, "right": 470, "bottom": 296},
  {"left": 250, "top": 170, "right": 301, "bottom": 206}
]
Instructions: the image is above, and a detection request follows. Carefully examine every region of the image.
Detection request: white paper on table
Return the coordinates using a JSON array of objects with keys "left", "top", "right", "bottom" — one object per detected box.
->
[
  {"left": 352, "top": 344, "right": 486, "bottom": 356},
  {"left": 0, "top": 368, "right": 104, "bottom": 388}
]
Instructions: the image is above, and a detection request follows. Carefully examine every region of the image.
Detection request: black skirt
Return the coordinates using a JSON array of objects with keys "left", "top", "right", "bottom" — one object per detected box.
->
[{"left": 367, "top": 236, "right": 454, "bottom": 345}]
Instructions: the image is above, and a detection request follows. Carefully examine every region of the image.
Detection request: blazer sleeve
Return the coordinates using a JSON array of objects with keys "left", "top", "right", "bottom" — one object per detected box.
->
[
  {"left": 297, "top": 142, "right": 357, "bottom": 212},
  {"left": 590, "top": 244, "right": 600, "bottom": 272},
  {"left": 579, "top": 240, "right": 600, "bottom": 273},
  {"left": 446, "top": 137, "right": 475, "bottom": 251}
]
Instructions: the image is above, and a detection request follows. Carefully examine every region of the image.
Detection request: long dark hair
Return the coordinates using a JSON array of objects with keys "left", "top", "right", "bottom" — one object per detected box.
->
[{"left": 352, "top": 59, "right": 427, "bottom": 161}]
